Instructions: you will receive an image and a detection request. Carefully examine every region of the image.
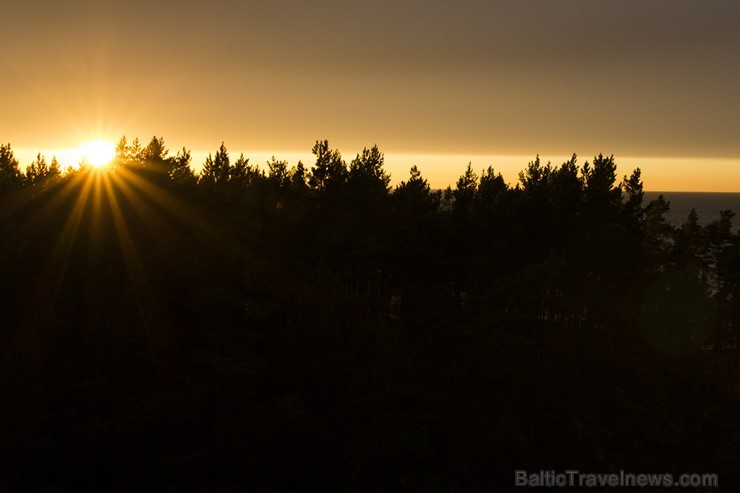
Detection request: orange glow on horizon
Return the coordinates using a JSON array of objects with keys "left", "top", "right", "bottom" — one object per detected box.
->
[
  {"left": 10, "top": 146, "right": 740, "bottom": 192},
  {"left": 18, "top": 139, "right": 117, "bottom": 170}
]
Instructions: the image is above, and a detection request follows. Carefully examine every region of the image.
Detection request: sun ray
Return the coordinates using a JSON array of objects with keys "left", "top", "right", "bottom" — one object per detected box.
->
[
  {"left": 108, "top": 170, "right": 174, "bottom": 237},
  {"left": 0, "top": 167, "right": 78, "bottom": 225},
  {"left": 114, "top": 166, "right": 244, "bottom": 253},
  {"left": 19, "top": 170, "right": 96, "bottom": 367},
  {"left": 101, "top": 173, "right": 172, "bottom": 363}
]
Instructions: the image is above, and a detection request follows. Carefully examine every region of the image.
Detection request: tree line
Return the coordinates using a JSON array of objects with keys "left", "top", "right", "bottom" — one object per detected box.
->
[{"left": 1, "top": 136, "right": 739, "bottom": 490}]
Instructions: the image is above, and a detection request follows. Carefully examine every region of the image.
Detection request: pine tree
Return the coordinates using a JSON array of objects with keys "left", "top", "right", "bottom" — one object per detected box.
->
[
  {"left": 266, "top": 157, "right": 290, "bottom": 191},
  {"left": 394, "top": 166, "right": 437, "bottom": 213},
  {"left": 475, "top": 166, "right": 507, "bottom": 215},
  {"left": 348, "top": 145, "right": 390, "bottom": 195},
  {"left": 200, "top": 142, "right": 231, "bottom": 188},
  {"left": 549, "top": 155, "right": 582, "bottom": 222},
  {"left": 452, "top": 162, "right": 478, "bottom": 218},
  {"left": 583, "top": 154, "right": 622, "bottom": 221},
  {"left": 143, "top": 136, "right": 167, "bottom": 163},
  {"left": 644, "top": 194, "right": 672, "bottom": 255},
  {"left": 308, "top": 140, "right": 346, "bottom": 193},
  {"left": 290, "top": 161, "right": 308, "bottom": 192},
  {"left": 169, "top": 147, "right": 196, "bottom": 186},
  {"left": 621, "top": 167, "right": 645, "bottom": 232},
  {"left": 24, "top": 153, "right": 60, "bottom": 187},
  {"left": 0, "top": 143, "right": 21, "bottom": 192},
  {"left": 518, "top": 155, "right": 552, "bottom": 195}
]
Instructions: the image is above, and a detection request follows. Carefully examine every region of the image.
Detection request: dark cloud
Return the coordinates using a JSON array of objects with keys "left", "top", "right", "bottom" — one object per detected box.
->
[{"left": 2, "top": 0, "right": 739, "bottom": 157}]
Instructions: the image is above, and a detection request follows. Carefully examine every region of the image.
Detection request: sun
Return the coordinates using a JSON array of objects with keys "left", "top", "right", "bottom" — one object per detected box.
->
[{"left": 78, "top": 139, "right": 116, "bottom": 168}]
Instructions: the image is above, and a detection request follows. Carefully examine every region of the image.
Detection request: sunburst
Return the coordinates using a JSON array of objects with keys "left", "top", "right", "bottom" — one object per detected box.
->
[{"left": 77, "top": 139, "right": 116, "bottom": 168}]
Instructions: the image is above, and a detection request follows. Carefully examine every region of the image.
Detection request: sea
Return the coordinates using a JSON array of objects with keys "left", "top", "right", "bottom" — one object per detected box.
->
[{"left": 644, "top": 192, "right": 740, "bottom": 231}]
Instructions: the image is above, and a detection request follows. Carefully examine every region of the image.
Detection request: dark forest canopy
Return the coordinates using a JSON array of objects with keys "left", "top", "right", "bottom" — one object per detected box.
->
[{"left": 1, "top": 136, "right": 740, "bottom": 490}]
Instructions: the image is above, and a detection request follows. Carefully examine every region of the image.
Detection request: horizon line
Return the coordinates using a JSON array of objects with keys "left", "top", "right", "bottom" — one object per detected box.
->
[{"left": 10, "top": 147, "right": 740, "bottom": 193}]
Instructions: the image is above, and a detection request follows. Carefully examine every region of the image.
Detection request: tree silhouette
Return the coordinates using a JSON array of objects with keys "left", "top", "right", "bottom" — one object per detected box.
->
[
  {"left": 518, "top": 155, "right": 552, "bottom": 195},
  {"left": 308, "top": 139, "right": 346, "bottom": 194},
  {"left": 582, "top": 153, "right": 622, "bottom": 222},
  {"left": 24, "top": 153, "right": 61, "bottom": 187},
  {"left": 348, "top": 145, "right": 390, "bottom": 196},
  {"left": 0, "top": 143, "right": 21, "bottom": 192},
  {"left": 452, "top": 162, "right": 478, "bottom": 219},
  {"left": 621, "top": 167, "right": 645, "bottom": 230},
  {"left": 265, "top": 156, "right": 290, "bottom": 191},
  {"left": 290, "top": 161, "right": 309, "bottom": 192},
  {"left": 0, "top": 135, "right": 739, "bottom": 491},
  {"left": 474, "top": 166, "right": 507, "bottom": 213},
  {"left": 549, "top": 155, "right": 582, "bottom": 234},
  {"left": 200, "top": 142, "right": 231, "bottom": 190},
  {"left": 644, "top": 194, "right": 672, "bottom": 254},
  {"left": 142, "top": 135, "right": 167, "bottom": 163},
  {"left": 169, "top": 147, "right": 197, "bottom": 187},
  {"left": 393, "top": 165, "right": 439, "bottom": 217}
]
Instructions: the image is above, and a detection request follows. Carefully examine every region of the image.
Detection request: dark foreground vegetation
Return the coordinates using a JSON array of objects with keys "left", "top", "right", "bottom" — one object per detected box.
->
[{"left": 1, "top": 137, "right": 740, "bottom": 490}]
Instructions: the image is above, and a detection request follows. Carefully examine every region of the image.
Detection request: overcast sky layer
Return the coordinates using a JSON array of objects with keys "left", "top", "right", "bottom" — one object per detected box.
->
[{"left": 3, "top": 1, "right": 739, "bottom": 189}]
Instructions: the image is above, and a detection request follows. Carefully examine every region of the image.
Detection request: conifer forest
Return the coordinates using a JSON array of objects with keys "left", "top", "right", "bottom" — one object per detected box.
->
[{"left": 1, "top": 137, "right": 739, "bottom": 490}]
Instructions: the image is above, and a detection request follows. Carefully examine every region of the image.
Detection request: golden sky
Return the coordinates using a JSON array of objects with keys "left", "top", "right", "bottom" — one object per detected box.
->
[{"left": 3, "top": 0, "right": 740, "bottom": 191}]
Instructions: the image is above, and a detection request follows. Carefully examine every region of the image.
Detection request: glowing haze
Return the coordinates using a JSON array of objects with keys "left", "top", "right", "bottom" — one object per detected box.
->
[{"left": 3, "top": 0, "right": 740, "bottom": 191}]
